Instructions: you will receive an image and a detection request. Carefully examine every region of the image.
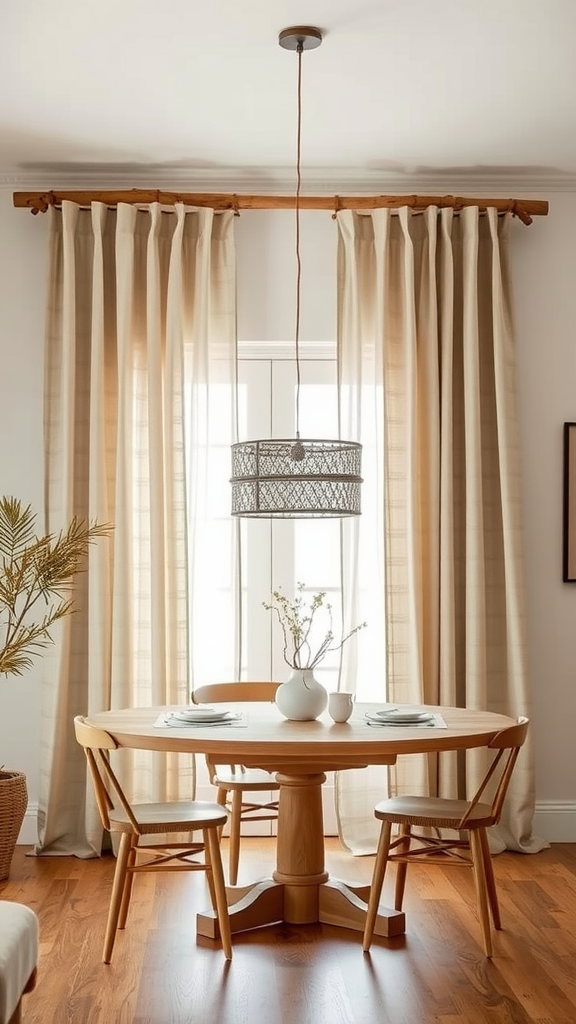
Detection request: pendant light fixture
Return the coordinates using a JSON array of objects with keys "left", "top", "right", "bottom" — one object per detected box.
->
[{"left": 230, "top": 26, "right": 362, "bottom": 518}]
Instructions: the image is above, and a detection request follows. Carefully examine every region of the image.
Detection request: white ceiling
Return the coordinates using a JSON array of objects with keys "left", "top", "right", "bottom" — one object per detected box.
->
[{"left": 3, "top": 0, "right": 576, "bottom": 192}]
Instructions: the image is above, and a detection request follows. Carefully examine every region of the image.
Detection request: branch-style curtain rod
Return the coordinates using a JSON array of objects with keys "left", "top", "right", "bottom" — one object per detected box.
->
[{"left": 12, "top": 189, "right": 548, "bottom": 225}]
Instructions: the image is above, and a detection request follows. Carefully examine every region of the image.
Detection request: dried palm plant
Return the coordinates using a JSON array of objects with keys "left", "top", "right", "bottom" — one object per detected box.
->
[{"left": 0, "top": 496, "right": 112, "bottom": 676}]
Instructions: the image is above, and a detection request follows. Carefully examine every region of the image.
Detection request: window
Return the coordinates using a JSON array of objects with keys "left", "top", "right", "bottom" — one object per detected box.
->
[{"left": 186, "top": 344, "right": 385, "bottom": 699}]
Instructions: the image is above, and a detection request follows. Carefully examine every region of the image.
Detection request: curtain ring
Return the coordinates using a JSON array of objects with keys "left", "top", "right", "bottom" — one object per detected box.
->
[
  {"left": 332, "top": 195, "right": 341, "bottom": 220},
  {"left": 447, "top": 195, "right": 464, "bottom": 213}
]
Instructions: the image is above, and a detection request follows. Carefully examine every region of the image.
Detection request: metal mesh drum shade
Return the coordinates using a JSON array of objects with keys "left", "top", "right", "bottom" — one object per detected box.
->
[{"left": 231, "top": 438, "right": 362, "bottom": 518}]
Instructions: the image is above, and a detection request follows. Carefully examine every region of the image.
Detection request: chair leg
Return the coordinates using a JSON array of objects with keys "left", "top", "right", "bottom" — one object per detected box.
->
[
  {"left": 203, "top": 828, "right": 218, "bottom": 910},
  {"left": 478, "top": 827, "right": 501, "bottom": 929},
  {"left": 204, "top": 834, "right": 218, "bottom": 910},
  {"left": 469, "top": 829, "right": 493, "bottom": 957},
  {"left": 363, "top": 820, "right": 392, "bottom": 952},
  {"left": 118, "top": 835, "right": 138, "bottom": 930},
  {"left": 215, "top": 786, "right": 228, "bottom": 842},
  {"left": 103, "top": 832, "right": 133, "bottom": 963},
  {"left": 205, "top": 828, "right": 232, "bottom": 960},
  {"left": 228, "top": 790, "right": 243, "bottom": 886},
  {"left": 394, "top": 823, "right": 411, "bottom": 910}
]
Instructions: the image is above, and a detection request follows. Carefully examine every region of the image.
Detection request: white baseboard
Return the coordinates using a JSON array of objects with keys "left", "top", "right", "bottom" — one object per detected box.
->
[
  {"left": 17, "top": 798, "right": 575, "bottom": 847},
  {"left": 17, "top": 805, "right": 39, "bottom": 846},
  {"left": 532, "top": 801, "right": 576, "bottom": 843}
]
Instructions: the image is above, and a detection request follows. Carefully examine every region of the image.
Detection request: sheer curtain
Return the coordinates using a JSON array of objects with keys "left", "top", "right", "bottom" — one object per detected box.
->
[
  {"left": 336, "top": 205, "right": 546, "bottom": 855},
  {"left": 37, "top": 201, "right": 237, "bottom": 856}
]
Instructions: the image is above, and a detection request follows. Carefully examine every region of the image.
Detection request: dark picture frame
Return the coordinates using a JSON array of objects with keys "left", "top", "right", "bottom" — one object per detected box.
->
[{"left": 563, "top": 422, "right": 576, "bottom": 581}]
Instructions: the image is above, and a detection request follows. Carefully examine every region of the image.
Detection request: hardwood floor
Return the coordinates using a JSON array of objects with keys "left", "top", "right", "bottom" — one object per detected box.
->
[{"left": 1, "top": 839, "right": 575, "bottom": 1024}]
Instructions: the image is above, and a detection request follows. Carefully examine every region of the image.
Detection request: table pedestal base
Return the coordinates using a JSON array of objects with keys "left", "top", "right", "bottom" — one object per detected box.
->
[
  {"left": 196, "top": 877, "right": 405, "bottom": 940},
  {"left": 197, "top": 768, "right": 405, "bottom": 943}
]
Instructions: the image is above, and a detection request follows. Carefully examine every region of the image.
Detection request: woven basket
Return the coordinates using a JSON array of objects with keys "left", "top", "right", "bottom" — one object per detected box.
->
[{"left": 0, "top": 770, "right": 28, "bottom": 880}]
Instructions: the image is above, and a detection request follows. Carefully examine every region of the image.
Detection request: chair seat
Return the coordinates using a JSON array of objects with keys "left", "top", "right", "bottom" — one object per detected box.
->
[
  {"left": 374, "top": 795, "right": 495, "bottom": 830},
  {"left": 109, "top": 800, "right": 229, "bottom": 833},
  {"left": 212, "top": 767, "right": 279, "bottom": 790}
]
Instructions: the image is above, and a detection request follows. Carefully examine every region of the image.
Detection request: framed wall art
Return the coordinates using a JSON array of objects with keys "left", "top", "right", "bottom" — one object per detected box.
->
[{"left": 563, "top": 422, "right": 576, "bottom": 581}]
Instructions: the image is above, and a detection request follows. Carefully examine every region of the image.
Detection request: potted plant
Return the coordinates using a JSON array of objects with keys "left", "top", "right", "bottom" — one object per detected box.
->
[
  {"left": 0, "top": 496, "right": 111, "bottom": 878},
  {"left": 263, "top": 583, "right": 366, "bottom": 721}
]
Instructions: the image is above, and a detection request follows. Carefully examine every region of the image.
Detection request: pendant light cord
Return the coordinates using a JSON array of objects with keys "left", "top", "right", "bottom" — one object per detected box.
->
[{"left": 294, "top": 41, "right": 303, "bottom": 439}]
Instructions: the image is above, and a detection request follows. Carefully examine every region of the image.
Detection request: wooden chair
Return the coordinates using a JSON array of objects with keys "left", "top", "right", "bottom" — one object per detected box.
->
[
  {"left": 363, "top": 716, "right": 529, "bottom": 957},
  {"left": 192, "top": 682, "right": 280, "bottom": 885},
  {"left": 73, "top": 715, "right": 232, "bottom": 962}
]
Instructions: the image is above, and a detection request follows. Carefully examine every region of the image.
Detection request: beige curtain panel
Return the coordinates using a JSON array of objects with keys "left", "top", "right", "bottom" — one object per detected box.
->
[
  {"left": 37, "top": 201, "right": 237, "bottom": 857},
  {"left": 336, "top": 205, "right": 546, "bottom": 855}
]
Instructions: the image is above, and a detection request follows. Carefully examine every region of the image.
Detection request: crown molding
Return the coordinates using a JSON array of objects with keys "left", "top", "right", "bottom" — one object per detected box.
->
[{"left": 3, "top": 164, "right": 576, "bottom": 195}]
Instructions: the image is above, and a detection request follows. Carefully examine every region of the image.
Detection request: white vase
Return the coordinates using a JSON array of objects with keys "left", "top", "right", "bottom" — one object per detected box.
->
[{"left": 275, "top": 668, "right": 328, "bottom": 721}]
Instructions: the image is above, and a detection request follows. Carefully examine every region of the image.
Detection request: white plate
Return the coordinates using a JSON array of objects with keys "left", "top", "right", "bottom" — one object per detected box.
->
[
  {"left": 170, "top": 708, "right": 232, "bottom": 723},
  {"left": 165, "top": 715, "right": 242, "bottom": 728},
  {"left": 365, "top": 718, "right": 434, "bottom": 728},
  {"left": 366, "top": 711, "right": 434, "bottom": 725}
]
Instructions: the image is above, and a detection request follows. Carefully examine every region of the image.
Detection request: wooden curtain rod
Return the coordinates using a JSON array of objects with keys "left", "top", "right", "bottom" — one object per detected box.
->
[{"left": 12, "top": 189, "right": 549, "bottom": 225}]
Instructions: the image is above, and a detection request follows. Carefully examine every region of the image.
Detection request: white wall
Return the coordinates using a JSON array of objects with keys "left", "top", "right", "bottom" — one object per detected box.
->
[
  {"left": 0, "top": 188, "right": 46, "bottom": 827},
  {"left": 1, "top": 185, "right": 574, "bottom": 842},
  {"left": 236, "top": 208, "right": 337, "bottom": 341},
  {"left": 512, "top": 191, "right": 576, "bottom": 836}
]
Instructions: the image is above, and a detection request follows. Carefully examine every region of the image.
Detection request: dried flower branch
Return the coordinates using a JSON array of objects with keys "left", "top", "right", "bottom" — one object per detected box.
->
[
  {"left": 263, "top": 582, "right": 366, "bottom": 671},
  {"left": 0, "top": 496, "right": 112, "bottom": 676}
]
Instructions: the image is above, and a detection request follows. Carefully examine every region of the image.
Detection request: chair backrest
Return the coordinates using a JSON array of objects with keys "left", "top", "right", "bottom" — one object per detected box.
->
[
  {"left": 192, "top": 682, "right": 280, "bottom": 704},
  {"left": 74, "top": 715, "right": 141, "bottom": 835},
  {"left": 459, "top": 716, "right": 529, "bottom": 829}
]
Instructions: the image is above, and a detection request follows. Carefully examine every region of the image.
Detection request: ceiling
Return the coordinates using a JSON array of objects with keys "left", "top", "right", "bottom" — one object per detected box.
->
[{"left": 3, "top": 0, "right": 576, "bottom": 192}]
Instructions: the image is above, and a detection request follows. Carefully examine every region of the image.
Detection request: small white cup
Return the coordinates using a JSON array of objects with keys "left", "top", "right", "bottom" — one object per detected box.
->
[{"left": 328, "top": 691, "right": 355, "bottom": 723}]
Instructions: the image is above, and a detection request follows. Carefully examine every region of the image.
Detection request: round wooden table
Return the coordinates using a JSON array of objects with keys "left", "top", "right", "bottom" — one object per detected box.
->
[{"left": 87, "top": 702, "right": 515, "bottom": 943}]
